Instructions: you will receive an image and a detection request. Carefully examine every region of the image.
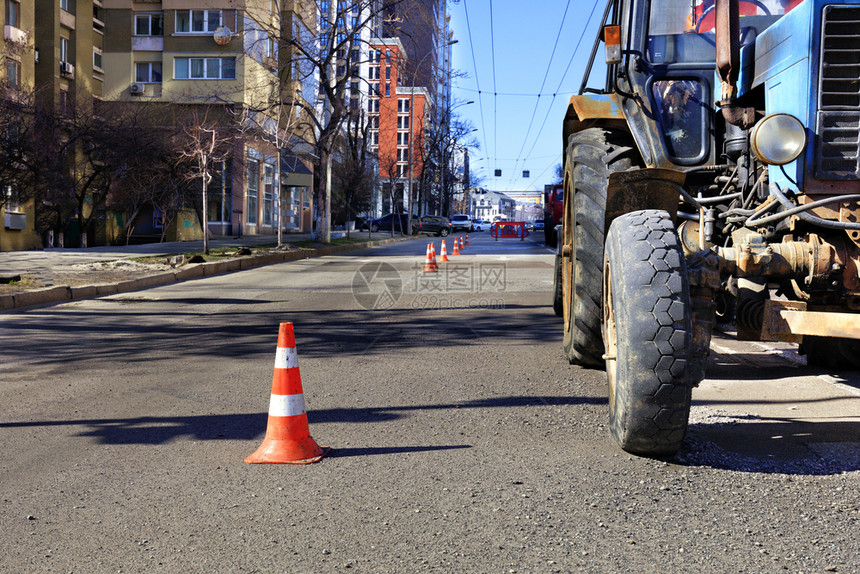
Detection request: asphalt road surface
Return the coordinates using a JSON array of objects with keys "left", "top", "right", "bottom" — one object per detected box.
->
[{"left": 1, "top": 232, "right": 859, "bottom": 573}]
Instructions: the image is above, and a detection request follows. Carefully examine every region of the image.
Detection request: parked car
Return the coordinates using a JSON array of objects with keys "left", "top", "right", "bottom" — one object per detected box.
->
[
  {"left": 361, "top": 213, "right": 411, "bottom": 234},
  {"left": 450, "top": 214, "right": 472, "bottom": 232},
  {"left": 414, "top": 215, "right": 451, "bottom": 237},
  {"left": 471, "top": 219, "right": 490, "bottom": 232}
]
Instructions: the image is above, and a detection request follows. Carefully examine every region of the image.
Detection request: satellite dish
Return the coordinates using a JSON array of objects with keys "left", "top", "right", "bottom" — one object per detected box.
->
[{"left": 213, "top": 26, "right": 232, "bottom": 45}]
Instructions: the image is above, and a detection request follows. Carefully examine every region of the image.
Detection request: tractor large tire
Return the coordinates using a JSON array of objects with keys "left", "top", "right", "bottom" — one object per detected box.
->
[
  {"left": 603, "top": 210, "right": 694, "bottom": 457},
  {"left": 562, "top": 128, "right": 643, "bottom": 366}
]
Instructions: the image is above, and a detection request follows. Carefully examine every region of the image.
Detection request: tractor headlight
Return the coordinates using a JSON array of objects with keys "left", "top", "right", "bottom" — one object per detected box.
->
[{"left": 750, "top": 113, "right": 807, "bottom": 165}]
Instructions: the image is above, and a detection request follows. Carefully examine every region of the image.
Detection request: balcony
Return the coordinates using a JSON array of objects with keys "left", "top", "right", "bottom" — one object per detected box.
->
[
  {"left": 132, "top": 36, "right": 164, "bottom": 52},
  {"left": 4, "top": 25, "right": 27, "bottom": 44},
  {"left": 60, "top": 8, "right": 76, "bottom": 30}
]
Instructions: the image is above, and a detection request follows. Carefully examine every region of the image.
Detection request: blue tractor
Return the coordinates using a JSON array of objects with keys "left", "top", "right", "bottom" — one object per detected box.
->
[{"left": 558, "top": 0, "right": 860, "bottom": 455}]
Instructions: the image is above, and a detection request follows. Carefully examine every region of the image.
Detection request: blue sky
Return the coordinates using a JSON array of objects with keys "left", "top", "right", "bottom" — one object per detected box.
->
[{"left": 448, "top": 0, "right": 607, "bottom": 192}]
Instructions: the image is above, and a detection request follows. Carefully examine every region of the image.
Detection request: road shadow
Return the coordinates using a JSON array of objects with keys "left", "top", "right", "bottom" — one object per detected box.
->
[
  {"left": 0, "top": 395, "right": 604, "bottom": 445},
  {"left": 0, "top": 305, "right": 561, "bottom": 369},
  {"left": 675, "top": 417, "right": 860, "bottom": 475}
]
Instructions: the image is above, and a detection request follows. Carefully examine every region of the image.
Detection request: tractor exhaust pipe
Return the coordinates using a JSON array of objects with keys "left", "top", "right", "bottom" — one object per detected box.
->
[{"left": 715, "top": 0, "right": 755, "bottom": 128}]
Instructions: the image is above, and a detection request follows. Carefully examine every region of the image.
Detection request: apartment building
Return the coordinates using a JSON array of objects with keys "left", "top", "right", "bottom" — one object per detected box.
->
[
  {"left": 35, "top": 0, "right": 105, "bottom": 115},
  {"left": 1, "top": 0, "right": 40, "bottom": 251},
  {"left": 101, "top": 0, "right": 315, "bottom": 239},
  {"left": 367, "top": 36, "right": 429, "bottom": 216}
]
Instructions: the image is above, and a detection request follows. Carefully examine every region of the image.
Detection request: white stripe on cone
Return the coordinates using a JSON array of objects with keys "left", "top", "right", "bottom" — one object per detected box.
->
[
  {"left": 268, "top": 393, "right": 307, "bottom": 418},
  {"left": 274, "top": 346, "right": 299, "bottom": 370}
]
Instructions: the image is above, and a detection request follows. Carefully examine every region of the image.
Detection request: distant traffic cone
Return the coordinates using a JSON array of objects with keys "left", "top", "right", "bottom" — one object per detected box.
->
[
  {"left": 459, "top": 235, "right": 465, "bottom": 251},
  {"left": 245, "top": 323, "right": 330, "bottom": 464},
  {"left": 465, "top": 234, "right": 470, "bottom": 246},
  {"left": 438, "top": 240, "right": 450, "bottom": 262},
  {"left": 422, "top": 243, "right": 438, "bottom": 273},
  {"left": 451, "top": 237, "right": 461, "bottom": 256}
]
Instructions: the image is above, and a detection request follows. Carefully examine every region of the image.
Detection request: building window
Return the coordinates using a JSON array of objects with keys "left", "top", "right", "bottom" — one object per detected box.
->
[
  {"left": 369, "top": 66, "right": 379, "bottom": 80},
  {"left": 368, "top": 99, "right": 379, "bottom": 113},
  {"left": 385, "top": 66, "right": 390, "bottom": 79},
  {"left": 397, "top": 116, "right": 409, "bottom": 130},
  {"left": 60, "top": 0, "right": 68, "bottom": 11},
  {"left": 397, "top": 132, "right": 409, "bottom": 146},
  {"left": 135, "top": 62, "right": 162, "bottom": 83},
  {"left": 5, "top": 58, "right": 20, "bottom": 90},
  {"left": 385, "top": 84, "right": 390, "bottom": 97},
  {"left": 369, "top": 115, "right": 379, "bottom": 129},
  {"left": 397, "top": 148, "right": 408, "bottom": 163},
  {"left": 175, "top": 10, "right": 222, "bottom": 33},
  {"left": 93, "top": 49, "right": 103, "bottom": 72},
  {"left": 262, "top": 162, "right": 274, "bottom": 226},
  {"left": 6, "top": 0, "right": 20, "bottom": 27},
  {"left": 135, "top": 13, "right": 164, "bottom": 36},
  {"left": 370, "top": 131, "right": 378, "bottom": 146},
  {"left": 246, "top": 157, "right": 259, "bottom": 225},
  {"left": 398, "top": 98, "right": 409, "bottom": 113},
  {"left": 174, "top": 57, "right": 236, "bottom": 80},
  {"left": 369, "top": 81, "right": 379, "bottom": 96},
  {"left": 60, "top": 37, "right": 70, "bottom": 64},
  {"left": 59, "top": 90, "right": 69, "bottom": 116}
]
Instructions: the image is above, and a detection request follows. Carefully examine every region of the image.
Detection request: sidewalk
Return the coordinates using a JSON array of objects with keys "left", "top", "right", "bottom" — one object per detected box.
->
[{"left": 0, "top": 231, "right": 413, "bottom": 311}]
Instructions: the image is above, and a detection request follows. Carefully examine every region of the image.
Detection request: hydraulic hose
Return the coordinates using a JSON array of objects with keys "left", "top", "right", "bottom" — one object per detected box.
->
[{"left": 745, "top": 185, "right": 860, "bottom": 230}]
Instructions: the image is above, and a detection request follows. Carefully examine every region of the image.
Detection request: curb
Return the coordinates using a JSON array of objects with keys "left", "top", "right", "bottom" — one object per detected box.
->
[{"left": 0, "top": 236, "right": 415, "bottom": 312}]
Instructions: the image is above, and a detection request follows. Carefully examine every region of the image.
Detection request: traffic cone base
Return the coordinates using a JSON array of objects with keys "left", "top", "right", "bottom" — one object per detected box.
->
[
  {"left": 245, "top": 432, "right": 330, "bottom": 465},
  {"left": 245, "top": 323, "right": 330, "bottom": 465}
]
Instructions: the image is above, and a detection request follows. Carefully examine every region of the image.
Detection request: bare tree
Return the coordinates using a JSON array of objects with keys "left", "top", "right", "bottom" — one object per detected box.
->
[
  {"left": 174, "top": 105, "right": 237, "bottom": 254},
  {"left": 333, "top": 107, "right": 376, "bottom": 237},
  {"left": 263, "top": 0, "right": 408, "bottom": 242},
  {"left": 28, "top": 98, "right": 153, "bottom": 247}
]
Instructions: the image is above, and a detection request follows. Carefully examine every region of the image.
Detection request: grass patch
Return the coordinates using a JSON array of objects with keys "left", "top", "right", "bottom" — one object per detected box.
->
[{"left": 0, "top": 274, "right": 44, "bottom": 293}]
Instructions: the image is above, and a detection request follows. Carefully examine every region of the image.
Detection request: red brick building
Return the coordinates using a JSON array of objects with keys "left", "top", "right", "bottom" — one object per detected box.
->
[{"left": 367, "top": 38, "right": 430, "bottom": 215}]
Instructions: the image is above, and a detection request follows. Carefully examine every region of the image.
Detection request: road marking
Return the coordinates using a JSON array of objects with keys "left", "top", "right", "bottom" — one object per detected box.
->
[
  {"left": 714, "top": 340, "right": 860, "bottom": 396},
  {"left": 817, "top": 375, "right": 860, "bottom": 397}
]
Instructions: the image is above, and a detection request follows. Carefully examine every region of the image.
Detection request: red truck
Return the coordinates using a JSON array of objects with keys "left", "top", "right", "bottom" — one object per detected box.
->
[{"left": 543, "top": 184, "right": 562, "bottom": 245}]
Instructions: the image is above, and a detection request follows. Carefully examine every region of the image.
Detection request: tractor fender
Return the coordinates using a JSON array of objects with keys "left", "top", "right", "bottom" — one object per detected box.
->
[
  {"left": 604, "top": 168, "right": 687, "bottom": 236},
  {"left": 563, "top": 94, "right": 629, "bottom": 165}
]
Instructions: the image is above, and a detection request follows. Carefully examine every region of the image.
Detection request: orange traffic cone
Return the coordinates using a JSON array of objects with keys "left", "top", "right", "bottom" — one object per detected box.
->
[
  {"left": 430, "top": 243, "right": 439, "bottom": 268},
  {"left": 422, "top": 243, "right": 438, "bottom": 273},
  {"left": 245, "top": 323, "right": 330, "bottom": 464},
  {"left": 439, "top": 240, "right": 450, "bottom": 262},
  {"left": 465, "top": 234, "right": 470, "bottom": 246},
  {"left": 459, "top": 235, "right": 465, "bottom": 251},
  {"left": 451, "top": 238, "right": 461, "bottom": 256}
]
